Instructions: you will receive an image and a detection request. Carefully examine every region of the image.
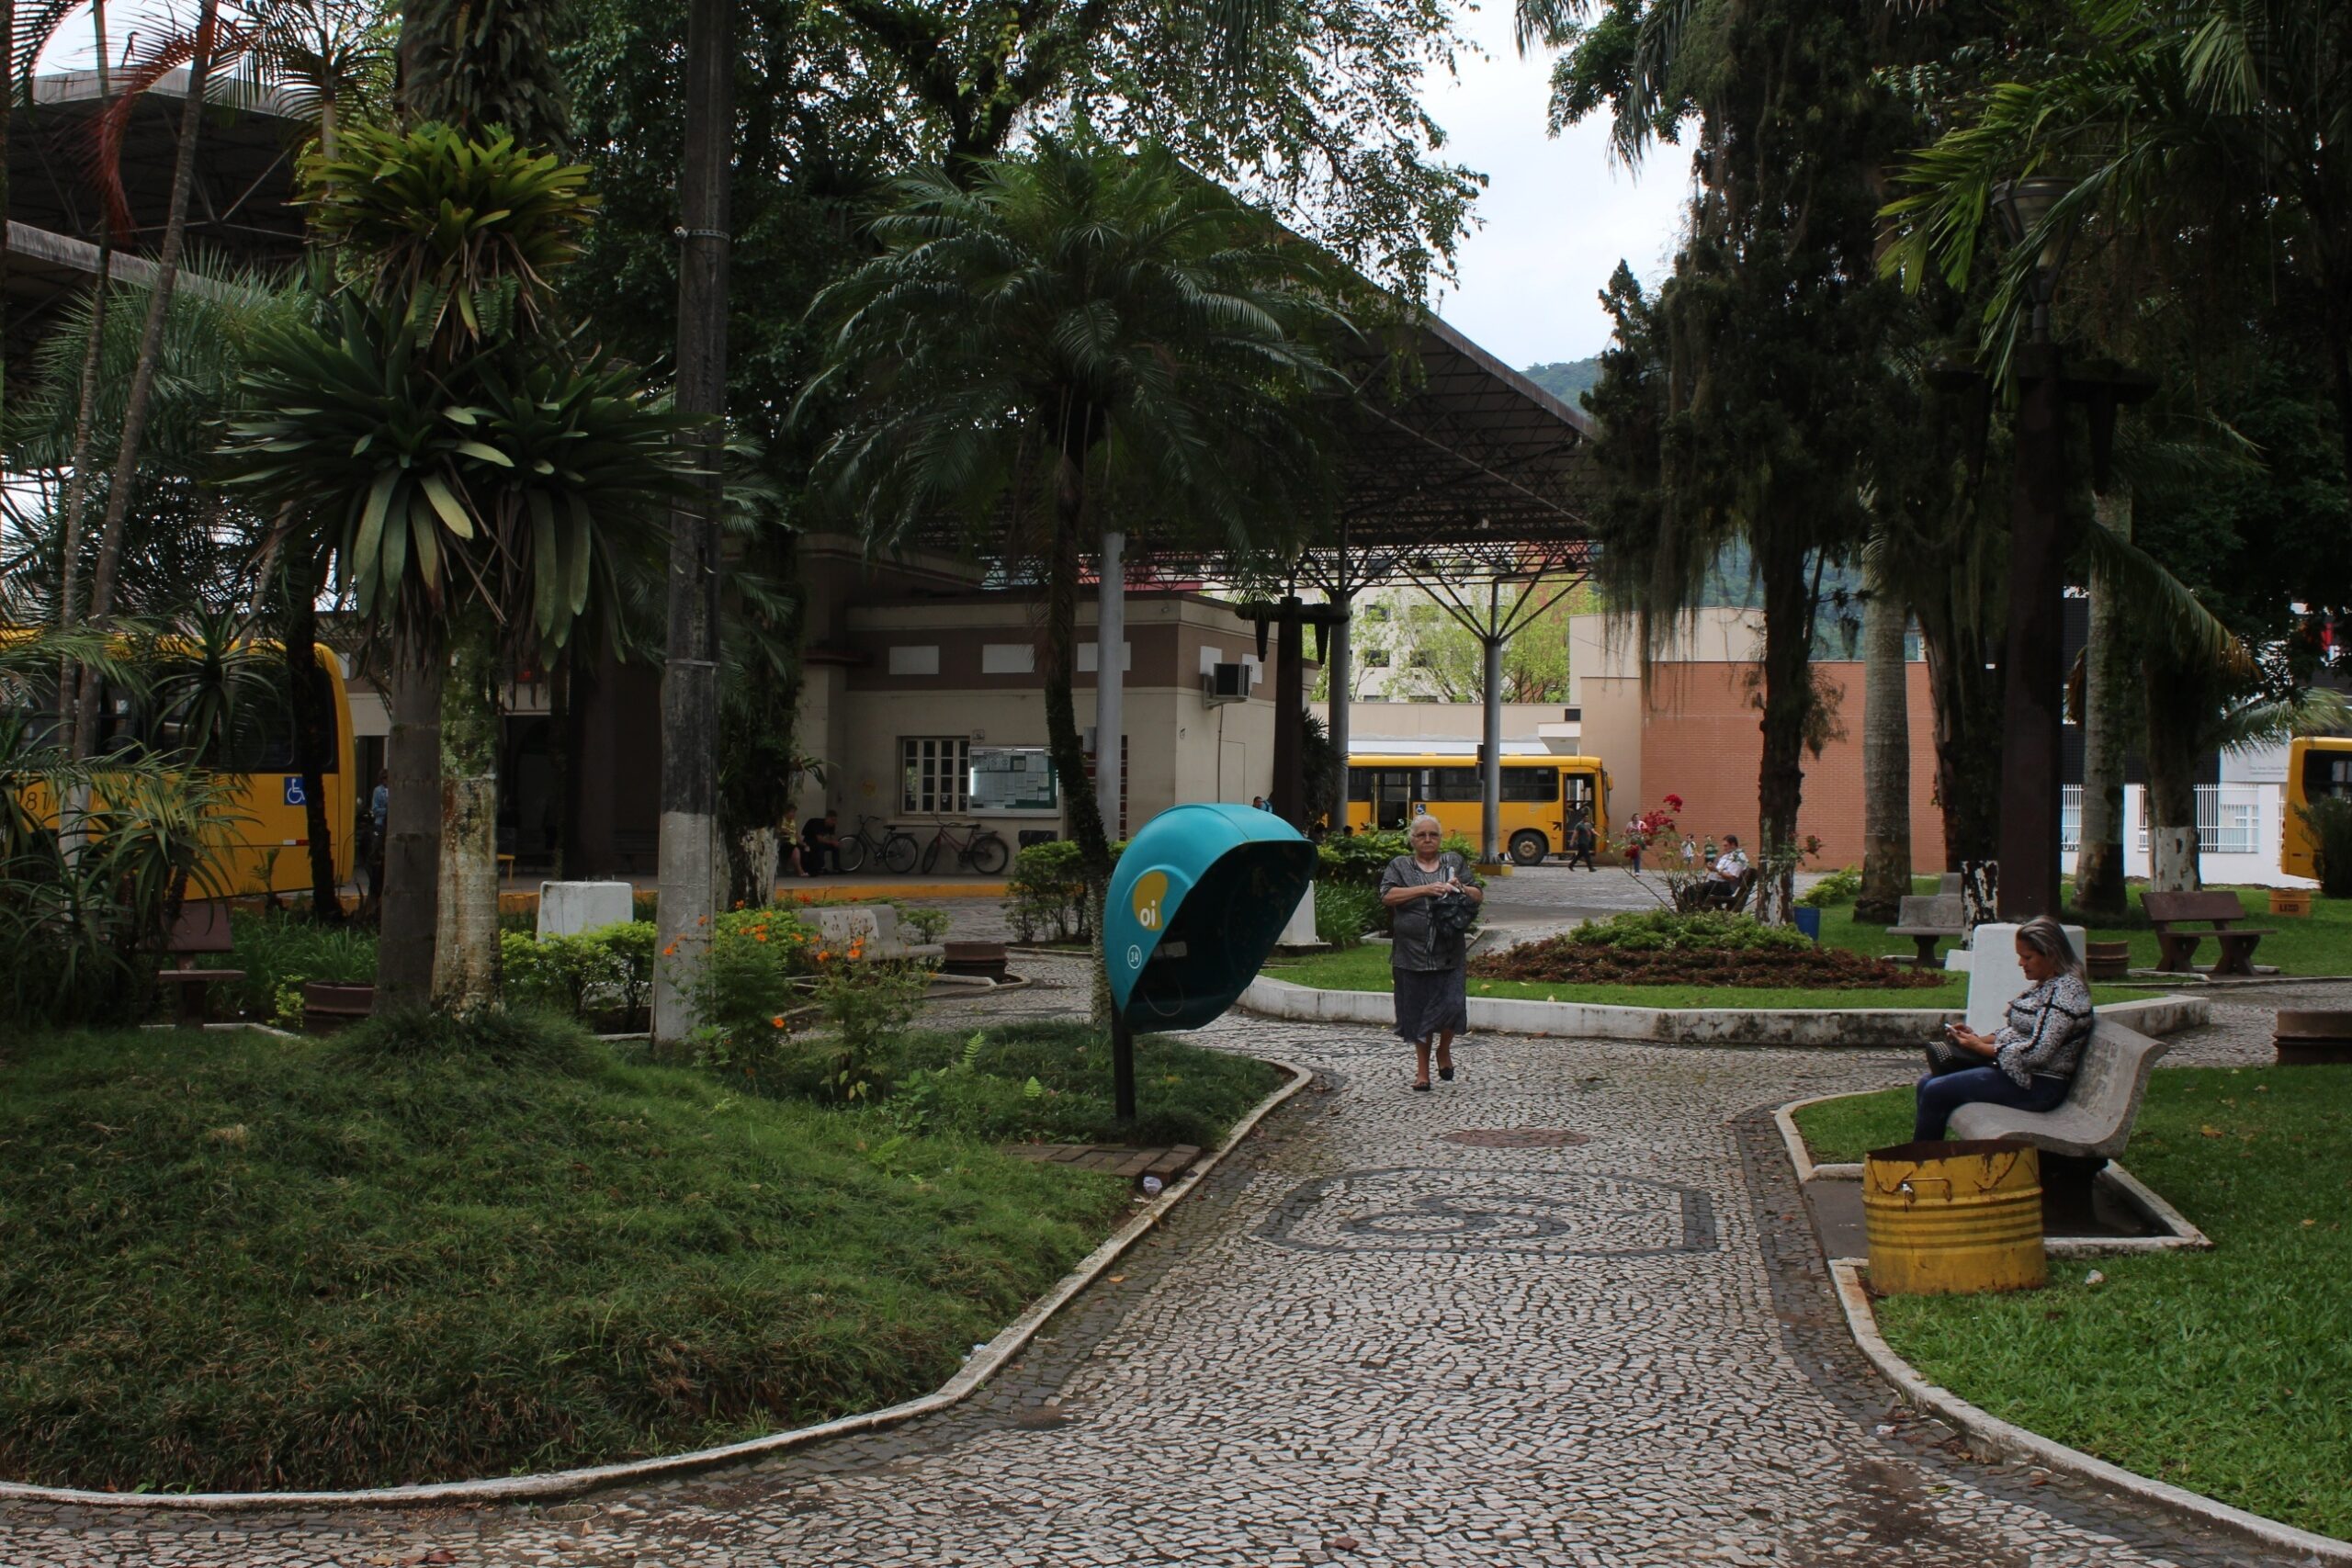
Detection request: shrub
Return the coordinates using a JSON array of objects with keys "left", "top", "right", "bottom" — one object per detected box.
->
[
  {"left": 1003, "top": 839, "right": 1091, "bottom": 942},
  {"left": 1317, "top": 829, "right": 1476, "bottom": 886},
  {"left": 2301, "top": 797, "right": 2352, "bottom": 899},
  {"left": 224, "top": 909, "right": 379, "bottom": 1021},
  {"left": 1314, "top": 881, "right": 1383, "bottom": 948},
  {"left": 1800, "top": 865, "right": 1862, "bottom": 907},
  {"left": 1566, "top": 908, "right": 1813, "bottom": 954},
  {"left": 501, "top": 920, "right": 656, "bottom": 1027}
]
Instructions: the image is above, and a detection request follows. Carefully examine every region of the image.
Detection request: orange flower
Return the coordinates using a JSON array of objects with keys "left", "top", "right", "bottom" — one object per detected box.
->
[
  {"left": 755, "top": 932, "right": 768, "bottom": 943},
  {"left": 816, "top": 949, "right": 832, "bottom": 962},
  {"left": 771, "top": 1015, "right": 786, "bottom": 1028},
  {"left": 697, "top": 914, "right": 709, "bottom": 926},
  {"left": 662, "top": 942, "right": 678, "bottom": 957},
  {"left": 734, "top": 900, "right": 746, "bottom": 910}
]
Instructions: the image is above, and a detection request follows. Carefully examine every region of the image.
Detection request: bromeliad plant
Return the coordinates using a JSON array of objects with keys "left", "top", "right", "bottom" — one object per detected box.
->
[{"left": 220, "top": 120, "right": 687, "bottom": 1015}]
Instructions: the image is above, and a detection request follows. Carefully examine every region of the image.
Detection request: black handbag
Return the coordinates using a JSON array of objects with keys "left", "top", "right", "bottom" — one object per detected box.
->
[{"left": 1429, "top": 856, "right": 1479, "bottom": 940}]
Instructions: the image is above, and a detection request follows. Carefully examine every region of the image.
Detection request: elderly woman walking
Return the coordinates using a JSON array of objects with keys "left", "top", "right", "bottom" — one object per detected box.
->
[
  {"left": 1380, "top": 816, "right": 1485, "bottom": 1090},
  {"left": 1914, "top": 916, "right": 2096, "bottom": 1142}
]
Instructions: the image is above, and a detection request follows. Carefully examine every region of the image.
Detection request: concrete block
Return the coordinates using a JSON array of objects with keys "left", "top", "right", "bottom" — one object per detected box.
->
[
  {"left": 537, "top": 881, "right": 637, "bottom": 940},
  {"left": 1965, "top": 922, "right": 2086, "bottom": 1034}
]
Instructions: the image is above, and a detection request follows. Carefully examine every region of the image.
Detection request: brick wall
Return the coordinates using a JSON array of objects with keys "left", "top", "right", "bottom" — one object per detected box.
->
[{"left": 1630, "top": 660, "right": 1947, "bottom": 872}]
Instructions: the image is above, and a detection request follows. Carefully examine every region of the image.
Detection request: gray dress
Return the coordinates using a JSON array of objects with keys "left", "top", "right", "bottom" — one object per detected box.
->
[{"left": 1379, "top": 852, "right": 1479, "bottom": 1043}]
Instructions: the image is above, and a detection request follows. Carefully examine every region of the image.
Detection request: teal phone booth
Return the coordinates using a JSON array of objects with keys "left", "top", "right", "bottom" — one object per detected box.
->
[{"left": 1102, "top": 804, "right": 1317, "bottom": 1116}]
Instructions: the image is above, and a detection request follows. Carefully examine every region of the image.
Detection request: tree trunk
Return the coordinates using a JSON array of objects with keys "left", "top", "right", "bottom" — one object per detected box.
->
[
  {"left": 2074, "top": 490, "right": 2133, "bottom": 917},
  {"left": 1043, "top": 445, "right": 1114, "bottom": 1027},
  {"left": 1752, "top": 535, "right": 1814, "bottom": 922},
  {"left": 1856, "top": 567, "right": 1910, "bottom": 921},
  {"left": 377, "top": 637, "right": 443, "bottom": 1006},
  {"left": 433, "top": 602, "right": 502, "bottom": 1012},
  {"left": 729, "top": 828, "right": 779, "bottom": 909},
  {"left": 283, "top": 586, "right": 345, "bottom": 924},
  {"left": 71, "top": 0, "right": 221, "bottom": 757},
  {"left": 650, "top": 0, "right": 734, "bottom": 1047},
  {"left": 1, "top": 0, "right": 14, "bottom": 430},
  {"left": 543, "top": 648, "right": 571, "bottom": 878},
  {"left": 54, "top": 0, "right": 114, "bottom": 725},
  {"left": 2142, "top": 655, "right": 2202, "bottom": 893},
  {"left": 1916, "top": 610, "right": 2003, "bottom": 866}
]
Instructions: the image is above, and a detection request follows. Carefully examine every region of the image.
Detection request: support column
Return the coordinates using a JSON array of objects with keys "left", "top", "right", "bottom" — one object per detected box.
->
[
  {"left": 1481, "top": 616, "right": 1504, "bottom": 864},
  {"left": 1998, "top": 344, "right": 2067, "bottom": 921},
  {"left": 1271, "top": 602, "right": 1305, "bottom": 827},
  {"left": 1095, "top": 530, "right": 1124, "bottom": 838},
  {"left": 1326, "top": 599, "right": 1351, "bottom": 829}
]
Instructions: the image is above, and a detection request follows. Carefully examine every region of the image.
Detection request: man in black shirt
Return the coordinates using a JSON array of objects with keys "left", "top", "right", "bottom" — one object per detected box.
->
[{"left": 801, "top": 809, "right": 842, "bottom": 875}]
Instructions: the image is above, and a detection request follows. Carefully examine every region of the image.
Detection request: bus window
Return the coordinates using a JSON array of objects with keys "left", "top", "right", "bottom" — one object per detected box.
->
[
  {"left": 1373, "top": 769, "right": 1414, "bottom": 829},
  {"left": 1427, "top": 766, "right": 1482, "bottom": 803},
  {"left": 1500, "top": 766, "right": 1559, "bottom": 803},
  {"left": 1348, "top": 766, "right": 1373, "bottom": 803},
  {"left": 1564, "top": 772, "right": 1597, "bottom": 821},
  {"left": 2305, "top": 749, "right": 2352, "bottom": 802}
]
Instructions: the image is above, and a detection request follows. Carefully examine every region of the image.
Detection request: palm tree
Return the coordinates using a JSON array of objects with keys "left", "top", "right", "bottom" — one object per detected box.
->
[
  {"left": 1882, "top": 0, "right": 2352, "bottom": 501},
  {"left": 1856, "top": 560, "right": 1910, "bottom": 922},
  {"left": 225, "top": 126, "right": 684, "bottom": 1012},
  {"left": 804, "top": 137, "right": 1346, "bottom": 992}
]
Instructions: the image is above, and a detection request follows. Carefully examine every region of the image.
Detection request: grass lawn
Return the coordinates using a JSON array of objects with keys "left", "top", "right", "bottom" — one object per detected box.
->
[
  {"left": 1793, "top": 1067, "right": 2352, "bottom": 1539},
  {"left": 1826, "top": 880, "right": 2352, "bottom": 977},
  {"left": 1264, "top": 942, "right": 2150, "bottom": 1011},
  {"left": 0, "top": 1015, "right": 1279, "bottom": 1493}
]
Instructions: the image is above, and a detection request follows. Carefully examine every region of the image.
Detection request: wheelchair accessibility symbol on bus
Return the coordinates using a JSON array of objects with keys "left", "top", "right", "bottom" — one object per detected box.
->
[{"left": 282, "top": 774, "right": 308, "bottom": 807}]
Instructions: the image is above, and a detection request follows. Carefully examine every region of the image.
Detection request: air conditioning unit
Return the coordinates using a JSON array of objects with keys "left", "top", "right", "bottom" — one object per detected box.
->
[{"left": 1203, "top": 662, "right": 1252, "bottom": 705}]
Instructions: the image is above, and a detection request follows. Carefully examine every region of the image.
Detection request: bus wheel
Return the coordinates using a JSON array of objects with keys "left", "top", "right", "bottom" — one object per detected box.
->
[{"left": 1509, "top": 830, "right": 1548, "bottom": 866}]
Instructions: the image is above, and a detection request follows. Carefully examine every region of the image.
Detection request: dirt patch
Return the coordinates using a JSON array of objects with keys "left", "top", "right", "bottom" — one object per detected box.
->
[{"left": 1471, "top": 938, "right": 1948, "bottom": 990}]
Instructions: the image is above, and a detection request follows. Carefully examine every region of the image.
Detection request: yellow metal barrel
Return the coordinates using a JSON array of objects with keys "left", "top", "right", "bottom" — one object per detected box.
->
[{"left": 1863, "top": 1139, "right": 2046, "bottom": 1295}]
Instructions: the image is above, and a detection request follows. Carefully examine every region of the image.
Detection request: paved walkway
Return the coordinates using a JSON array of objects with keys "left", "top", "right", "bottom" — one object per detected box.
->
[{"left": 6, "top": 958, "right": 2334, "bottom": 1568}]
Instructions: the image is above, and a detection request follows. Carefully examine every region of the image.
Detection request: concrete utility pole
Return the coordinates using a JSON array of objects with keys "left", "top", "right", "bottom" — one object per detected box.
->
[
  {"left": 652, "top": 0, "right": 732, "bottom": 1044},
  {"left": 1480, "top": 582, "right": 1504, "bottom": 863},
  {"left": 1095, "top": 530, "right": 1123, "bottom": 837}
]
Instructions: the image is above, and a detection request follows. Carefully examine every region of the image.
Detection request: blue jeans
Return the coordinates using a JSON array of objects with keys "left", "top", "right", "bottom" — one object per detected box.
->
[{"left": 1913, "top": 1064, "right": 2069, "bottom": 1144}]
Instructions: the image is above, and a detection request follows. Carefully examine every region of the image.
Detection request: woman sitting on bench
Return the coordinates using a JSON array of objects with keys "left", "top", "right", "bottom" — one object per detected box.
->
[{"left": 1914, "top": 916, "right": 2095, "bottom": 1143}]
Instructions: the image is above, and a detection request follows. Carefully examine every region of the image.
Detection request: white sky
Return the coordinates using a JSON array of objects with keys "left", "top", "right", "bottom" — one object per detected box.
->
[
  {"left": 1424, "top": 1, "right": 1692, "bottom": 368},
  {"left": 47, "top": 0, "right": 1690, "bottom": 369}
]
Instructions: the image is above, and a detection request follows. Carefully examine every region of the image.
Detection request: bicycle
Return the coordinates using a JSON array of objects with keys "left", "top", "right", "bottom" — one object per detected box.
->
[
  {"left": 836, "top": 813, "right": 920, "bottom": 874},
  {"left": 919, "top": 818, "right": 1010, "bottom": 875}
]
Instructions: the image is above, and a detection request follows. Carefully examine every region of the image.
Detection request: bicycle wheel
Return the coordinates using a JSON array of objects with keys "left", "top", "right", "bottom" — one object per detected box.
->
[
  {"left": 968, "top": 832, "right": 1009, "bottom": 874},
  {"left": 920, "top": 835, "right": 942, "bottom": 874},
  {"left": 882, "top": 830, "right": 920, "bottom": 874},
  {"left": 838, "top": 834, "right": 867, "bottom": 874}
]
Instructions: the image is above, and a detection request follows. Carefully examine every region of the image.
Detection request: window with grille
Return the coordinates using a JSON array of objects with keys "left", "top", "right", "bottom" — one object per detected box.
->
[{"left": 901, "top": 737, "right": 970, "bottom": 814}]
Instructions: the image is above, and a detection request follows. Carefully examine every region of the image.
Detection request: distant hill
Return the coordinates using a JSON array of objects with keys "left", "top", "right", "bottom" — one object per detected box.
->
[{"left": 1522, "top": 357, "right": 1601, "bottom": 406}]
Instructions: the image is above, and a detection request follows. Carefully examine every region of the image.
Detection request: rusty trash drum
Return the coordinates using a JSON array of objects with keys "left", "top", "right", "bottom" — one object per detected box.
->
[{"left": 1864, "top": 1139, "right": 2046, "bottom": 1295}]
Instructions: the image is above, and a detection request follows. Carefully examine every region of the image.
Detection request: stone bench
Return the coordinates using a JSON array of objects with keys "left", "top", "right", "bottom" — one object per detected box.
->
[
  {"left": 2143, "top": 889, "right": 2274, "bottom": 976},
  {"left": 1885, "top": 893, "right": 1964, "bottom": 968},
  {"left": 811, "top": 905, "right": 944, "bottom": 963},
  {"left": 1949, "top": 1018, "right": 2168, "bottom": 1225}
]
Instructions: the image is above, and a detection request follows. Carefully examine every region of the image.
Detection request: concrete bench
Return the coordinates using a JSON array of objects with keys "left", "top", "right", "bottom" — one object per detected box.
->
[
  {"left": 156, "top": 901, "right": 245, "bottom": 1027},
  {"left": 1885, "top": 893, "right": 1964, "bottom": 967},
  {"left": 811, "top": 905, "right": 944, "bottom": 963},
  {"left": 2143, "top": 889, "right": 2274, "bottom": 976},
  {"left": 1950, "top": 1019, "right": 2167, "bottom": 1224}
]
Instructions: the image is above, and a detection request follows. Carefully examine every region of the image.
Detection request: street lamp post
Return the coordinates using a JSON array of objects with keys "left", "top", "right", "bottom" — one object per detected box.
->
[{"left": 1993, "top": 175, "right": 2076, "bottom": 923}]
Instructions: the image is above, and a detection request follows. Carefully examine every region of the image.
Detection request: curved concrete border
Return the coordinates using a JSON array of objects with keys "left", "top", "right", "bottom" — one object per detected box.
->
[
  {"left": 1239, "top": 976, "right": 2208, "bottom": 1045},
  {"left": 1830, "top": 1261, "right": 2352, "bottom": 1564},
  {"left": 0, "top": 1058, "right": 1313, "bottom": 1512}
]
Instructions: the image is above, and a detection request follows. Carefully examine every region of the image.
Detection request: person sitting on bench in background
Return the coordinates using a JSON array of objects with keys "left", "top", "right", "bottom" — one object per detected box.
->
[
  {"left": 801, "top": 808, "right": 842, "bottom": 875},
  {"left": 1702, "top": 834, "right": 1748, "bottom": 904},
  {"left": 1913, "top": 916, "right": 2094, "bottom": 1143}
]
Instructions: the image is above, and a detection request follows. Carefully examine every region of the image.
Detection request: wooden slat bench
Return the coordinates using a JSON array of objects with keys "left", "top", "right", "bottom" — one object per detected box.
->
[
  {"left": 157, "top": 902, "right": 246, "bottom": 1028},
  {"left": 2143, "top": 889, "right": 2274, "bottom": 976},
  {"left": 1885, "top": 893, "right": 1964, "bottom": 968}
]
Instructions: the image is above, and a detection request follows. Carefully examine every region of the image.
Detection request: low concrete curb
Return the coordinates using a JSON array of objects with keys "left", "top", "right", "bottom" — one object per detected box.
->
[
  {"left": 0, "top": 1057, "right": 1313, "bottom": 1512},
  {"left": 1238, "top": 976, "right": 2209, "bottom": 1045},
  {"left": 1829, "top": 1261, "right": 2352, "bottom": 1565},
  {"left": 1776, "top": 1090, "right": 2214, "bottom": 1255}
]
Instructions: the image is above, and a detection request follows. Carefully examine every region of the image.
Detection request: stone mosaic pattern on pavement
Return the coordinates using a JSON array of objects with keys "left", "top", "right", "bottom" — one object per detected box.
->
[{"left": 5, "top": 950, "right": 2335, "bottom": 1568}]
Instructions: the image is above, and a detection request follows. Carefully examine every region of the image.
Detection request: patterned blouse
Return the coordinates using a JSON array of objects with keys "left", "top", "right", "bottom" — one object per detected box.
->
[{"left": 1991, "top": 972, "right": 2096, "bottom": 1087}]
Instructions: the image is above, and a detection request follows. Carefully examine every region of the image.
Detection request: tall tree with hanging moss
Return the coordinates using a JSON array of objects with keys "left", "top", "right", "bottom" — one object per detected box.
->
[{"left": 1523, "top": 0, "right": 1908, "bottom": 911}]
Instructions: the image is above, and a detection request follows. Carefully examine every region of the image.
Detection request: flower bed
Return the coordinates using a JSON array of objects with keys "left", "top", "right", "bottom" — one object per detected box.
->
[{"left": 1470, "top": 910, "right": 1948, "bottom": 991}]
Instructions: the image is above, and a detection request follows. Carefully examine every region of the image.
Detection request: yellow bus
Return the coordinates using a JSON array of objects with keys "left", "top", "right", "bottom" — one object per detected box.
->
[
  {"left": 1345, "top": 752, "right": 1609, "bottom": 865},
  {"left": 2282, "top": 735, "right": 2352, "bottom": 880},
  {"left": 13, "top": 640, "right": 357, "bottom": 897}
]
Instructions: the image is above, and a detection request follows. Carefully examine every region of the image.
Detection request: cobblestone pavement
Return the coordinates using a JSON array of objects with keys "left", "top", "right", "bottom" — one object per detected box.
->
[{"left": 4, "top": 956, "right": 2320, "bottom": 1568}]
